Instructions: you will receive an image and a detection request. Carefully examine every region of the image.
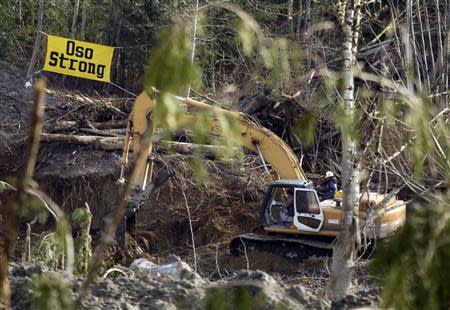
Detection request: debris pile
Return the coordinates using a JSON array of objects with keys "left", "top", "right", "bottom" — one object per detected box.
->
[
  {"left": 9, "top": 261, "right": 334, "bottom": 309},
  {"left": 8, "top": 259, "right": 379, "bottom": 309}
]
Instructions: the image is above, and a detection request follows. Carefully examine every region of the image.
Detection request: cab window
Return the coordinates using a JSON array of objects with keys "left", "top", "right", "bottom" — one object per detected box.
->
[{"left": 295, "top": 190, "right": 320, "bottom": 214}]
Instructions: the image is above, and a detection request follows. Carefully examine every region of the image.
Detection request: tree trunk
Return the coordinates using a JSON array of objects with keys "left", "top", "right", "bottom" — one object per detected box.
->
[
  {"left": 26, "top": 0, "right": 45, "bottom": 78},
  {"left": 40, "top": 133, "right": 236, "bottom": 157},
  {"left": 329, "top": 0, "right": 361, "bottom": 302},
  {"left": 81, "top": 0, "right": 88, "bottom": 40},
  {"left": 288, "top": 0, "right": 294, "bottom": 35},
  {"left": 186, "top": 0, "right": 200, "bottom": 98},
  {"left": 71, "top": 0, "right": 80, "bottom": 39},
  {"left": 305, "top": 0, "right": 312, "bottom": 69}
]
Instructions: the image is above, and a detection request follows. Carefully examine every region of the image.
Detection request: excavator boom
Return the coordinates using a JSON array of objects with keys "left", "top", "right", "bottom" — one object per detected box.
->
[{"left": 123, "top": 90, "right": 305, "bottom": 188}]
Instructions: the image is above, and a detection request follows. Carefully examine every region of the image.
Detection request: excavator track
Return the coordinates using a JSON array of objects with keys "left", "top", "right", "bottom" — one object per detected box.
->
[{"left": 229, "top": 233, "right": 334, "bottom": 261}]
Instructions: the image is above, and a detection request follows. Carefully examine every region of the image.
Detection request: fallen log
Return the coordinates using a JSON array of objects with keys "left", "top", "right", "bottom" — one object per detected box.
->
[
  {"left": 41, "top": 133, "right": 121, "bottom": 150},
  {"left": 53, "top": 119, "right": 127, "bottom": 131},
  {"left": 40, "top": 133, "right": 238, "bottom": 157}
]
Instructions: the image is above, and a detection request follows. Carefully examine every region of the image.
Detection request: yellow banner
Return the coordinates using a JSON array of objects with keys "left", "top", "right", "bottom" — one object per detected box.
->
[{"left": 43, "top": 35, "right": 114, "bottom": 82}]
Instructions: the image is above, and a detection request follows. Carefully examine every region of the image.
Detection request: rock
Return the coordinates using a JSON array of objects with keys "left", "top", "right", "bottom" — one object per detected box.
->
[
  {"left": 288, "top": 285, "right": 330, "bottom": 309},
  {"left": 9, "top": 261, "right": 46, "bottom": 277},
  {"left": 151, "top": 299, "right": 177, "bottom": 310},
  {"left": 208, "top": 270, "right": 308, "bottom": 309},
  {"left": 6, "top": 91, "right": 19, "bottom": 98},
  {"left": 120, "top": 302, "right": 139, "bottom": 310},
  {"left": 331, "top": 293, "right": 375, "bottom": 310}
]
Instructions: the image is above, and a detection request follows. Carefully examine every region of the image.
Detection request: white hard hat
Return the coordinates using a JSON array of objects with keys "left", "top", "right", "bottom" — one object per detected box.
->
[{"left": 325, "top": 171, "right": 334, "bottom": 178}]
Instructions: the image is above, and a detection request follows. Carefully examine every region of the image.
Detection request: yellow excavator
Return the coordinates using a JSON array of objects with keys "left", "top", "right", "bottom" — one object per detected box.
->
[{"left": 119, "top": 90, "right": 406, "bottom": 259}]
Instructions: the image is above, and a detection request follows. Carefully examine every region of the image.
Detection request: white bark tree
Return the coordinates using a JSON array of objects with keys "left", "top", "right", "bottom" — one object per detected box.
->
[
  {"left": 186, "top": 0, "right": 200, "bottom": 98},
  {"left": 329, "top": 0, "right": 362, "bottom": 302}
]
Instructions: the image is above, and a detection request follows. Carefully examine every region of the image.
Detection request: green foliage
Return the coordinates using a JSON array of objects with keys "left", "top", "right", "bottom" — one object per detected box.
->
[
  {"left": 189, "top": 157, "right": 208, "bottom": 183},
  {"left": 143, "top": 20, "right": 242, "bottom": 180},
  {"left": 264, "top": 38, "right": 299, "bottom": 93},
  {"left": 379, "top": 100, "right": 406, "bottom": 126},
  {"left": 34, "top": 232, "right": 64, "bottom": 269},
  {"left": 30, "top": 273, "right": 74, "bottom": 310},
  {"left": 71, "top": 207, "right": 91, "bottom": 231},
  {"left": 17, "top": 192, "right": 48, "bottom": 221},
  {"left": 205, "top": 286, "right": 267, "bottom": 310},
  {"left": 367, "top": 15, "right": 450, "bottom": 303},
  {"left": 212, "top": 112, "right": 243, "bottom": 159},
  {"left": 31, "top": 217, "right": 71, "bottom": 270},
  {"left": 236, "top": 18, "right": 256, "bottom": 56},
  {"left": 144, "top": 21, "right": 201, "bottom": 97},
  {"left": 194, "top": 1, "right": 308, "bottom": 93},
  {"left": 0, "top": 0, "right": 72, "bottom": 59},
  {"left": 0, "top": 0, "right": 30, "bottom": 58},
  {"left": 404, "top": 99, "right": 434, "bottom": 177},
  {"left": 232, "top": 10, "right": 303, "bottom": 94},
  {"left": 1, "top": 0, "right": 308, "bottom": 92},
  {"left": 371, "top": 196, "right": 450, "bottom": 310},
  {"left": 90, "top": 0, "right": 178, "bottom": 90},
  {"left": 71, "top": 207, "right": 92, "bottom": 275},
  {"left": 143, "top": 20, "right": 201, "bottom": 136},
  {"left": 294, "top": 111, "right": 317, "bottom": 147}
]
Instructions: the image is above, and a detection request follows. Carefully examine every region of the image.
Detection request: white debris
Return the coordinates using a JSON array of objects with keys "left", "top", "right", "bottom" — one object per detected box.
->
[{"left": 130, "top": 255, "right": 198, "bottom": 281}]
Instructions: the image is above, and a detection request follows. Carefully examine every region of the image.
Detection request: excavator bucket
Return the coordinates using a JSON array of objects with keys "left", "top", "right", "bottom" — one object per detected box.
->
[{"left": 105, "top": 169, "right": 174, "bottom": 248}]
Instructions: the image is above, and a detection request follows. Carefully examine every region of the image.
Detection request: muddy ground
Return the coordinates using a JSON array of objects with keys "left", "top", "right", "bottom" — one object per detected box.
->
[{"left": 0, "top": 62, "right": 380, "bottom": 309}]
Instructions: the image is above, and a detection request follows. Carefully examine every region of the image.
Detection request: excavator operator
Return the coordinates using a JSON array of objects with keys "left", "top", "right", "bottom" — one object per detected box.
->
[
  {"left": 279, "top": 189, "right": 295, "bottom": 225},
  {"left": 317, "top": 171, "right": 338, "bottom": 200}
]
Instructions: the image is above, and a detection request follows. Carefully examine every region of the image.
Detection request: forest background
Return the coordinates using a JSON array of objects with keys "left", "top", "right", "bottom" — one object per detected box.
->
[{"left": 0, "top": 0, "right": 450, "bottom": 309}]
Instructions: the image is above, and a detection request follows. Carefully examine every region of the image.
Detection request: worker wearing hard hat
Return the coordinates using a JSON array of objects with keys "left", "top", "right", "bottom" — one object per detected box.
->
[{"left": 317, "top": 171, "right": 338, "bottom": 200}]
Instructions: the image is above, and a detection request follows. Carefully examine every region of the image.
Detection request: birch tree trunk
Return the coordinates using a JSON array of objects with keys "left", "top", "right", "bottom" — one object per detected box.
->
[
  {"left": 186, "top": 0, "right": 200, "bottom": 98},
  {"left": 329, "top": 0, "right": 361, "bottom": 302},
  {"left": 26, "top": 0, "right": 45, "bottom": 78},
  {"left": 305, "top": 0, "right": 312, "bottom": 69}
]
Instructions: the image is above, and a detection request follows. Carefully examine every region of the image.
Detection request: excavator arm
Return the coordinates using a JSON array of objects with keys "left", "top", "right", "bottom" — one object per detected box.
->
[{"left": 121, "top": 90, "right": 305, "bottom": 188}]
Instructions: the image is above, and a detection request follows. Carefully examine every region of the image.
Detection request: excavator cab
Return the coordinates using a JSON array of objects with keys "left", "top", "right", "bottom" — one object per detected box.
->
[
  {"left": 230, "top": 180, "right": 331, "bottom": 259},
  {"left": 261, "top": 180, "right": 324, "bottom": 233}
]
